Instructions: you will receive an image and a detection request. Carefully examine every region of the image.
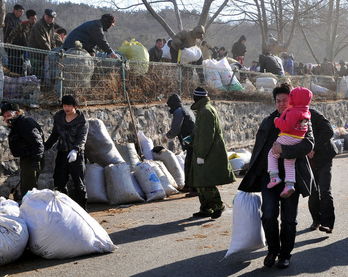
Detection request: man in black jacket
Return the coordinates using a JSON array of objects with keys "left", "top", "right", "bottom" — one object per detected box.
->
[
  {"left": 307, "top": 109, "right": 337, "bottom": 233},
  {"left": 238, "top": 83, "right": 315, "bottom": 269},
  {"left": 148, "top": 38, "right": 163, "bottom": 62},
  {"left": 63, "top": 14, "right": 118, "bottom": 58},
  {"left": 3, "top": 4, "right": 24, "bottom": 43},
  {"left": 165, "top": 94, "right": 195, "bottom": 196},
  {"left": 1, "top": 101, "right": 44, "bottom": 200},
  {"left": 45, "top": 95, "right": 89, "bottom": 209}
]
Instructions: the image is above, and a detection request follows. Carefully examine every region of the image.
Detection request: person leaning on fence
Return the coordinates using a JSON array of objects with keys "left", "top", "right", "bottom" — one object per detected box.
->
[
  {"left": 44, "top": 95, "right": 89, "bottom": 210},
  {"left": 238, "top": 83, "right": 315, "bottom": 269},
  {"left": 148, "top": 38, "right": 163, "bottom": 62},
  {"left": 164, "top": 93, "right": 197, "bottom": 197},
  {"left": 307, "top": 108, "right": 338, "bottom": 234},
  {"left": 188, "top": 87, "right": 235, "bottom": 219},
  {"left": 53, "top": 27, "right": 67, "bottom": 48},
  {"left": 1, "top": 101, "right": 44, "bottom": 201},
  {"left": 3, "top": 4, "right": 24, "bottom": 43},
  {"left": 63, "top": 14, "right": 118, "bottom": 59}
]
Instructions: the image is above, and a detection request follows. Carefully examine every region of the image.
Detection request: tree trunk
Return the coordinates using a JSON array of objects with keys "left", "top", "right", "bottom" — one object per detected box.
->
[
  {"left": 205, "top": 0, "right": 229, "bottom": 30},
  {"left": 198, "top": 0, "right": 214, "bottom": 27},
  {"left": 172, "top": 0, "right": 183, "bottom": 32}
]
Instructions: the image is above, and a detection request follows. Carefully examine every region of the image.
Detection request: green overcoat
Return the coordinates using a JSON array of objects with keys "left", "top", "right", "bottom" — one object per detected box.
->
[{"left": 189, "top": 97, "right": 235, "bottom": 187}]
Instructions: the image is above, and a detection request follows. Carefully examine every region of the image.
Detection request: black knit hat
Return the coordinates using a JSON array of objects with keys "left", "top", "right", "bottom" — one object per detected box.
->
[
  {"left": 61, "top": 95, "right": 78, "bottom": 106},
  {"left": 0, "top": 101, "right": 19, "bottom": 116},
  {"left": 193, "top": 87, "right": 208, "bottom": 97}
]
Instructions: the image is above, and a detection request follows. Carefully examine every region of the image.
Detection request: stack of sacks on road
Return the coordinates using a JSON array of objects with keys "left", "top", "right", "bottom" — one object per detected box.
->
[
  {"left": 19, "top": 189, "right": 116, "bottom": 259},
  {"left": 84, "top": 121, "right": 183, "bottom": 205},
  {"left": 0, "top": 197, "right": 29, "bottom": 266}
]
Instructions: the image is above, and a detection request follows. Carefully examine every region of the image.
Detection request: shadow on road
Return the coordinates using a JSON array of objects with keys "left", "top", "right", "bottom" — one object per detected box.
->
[
  {"left": 110, "top": 217, "right": 215, "bottom": 245},
  {"left": 131, "top": 238, "right": 348, "bottom": 277}
]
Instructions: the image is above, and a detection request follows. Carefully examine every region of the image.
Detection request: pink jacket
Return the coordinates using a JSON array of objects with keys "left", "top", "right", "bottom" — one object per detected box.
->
[{"left": 275, "top": 87, "right": 313, "bottom": 138}]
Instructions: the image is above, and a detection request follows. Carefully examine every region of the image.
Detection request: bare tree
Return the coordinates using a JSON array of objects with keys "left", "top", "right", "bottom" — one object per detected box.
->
[{"left": 102, "top": 0, "right": 230, "bottom": 37}]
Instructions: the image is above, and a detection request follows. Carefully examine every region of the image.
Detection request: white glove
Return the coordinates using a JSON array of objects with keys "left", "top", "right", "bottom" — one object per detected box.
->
[
  {"left": 67, "top": 150, "right": 77, "bottom": 163},
  {"left": 197, "top": 157, "right": 204, "bottom": 165}
]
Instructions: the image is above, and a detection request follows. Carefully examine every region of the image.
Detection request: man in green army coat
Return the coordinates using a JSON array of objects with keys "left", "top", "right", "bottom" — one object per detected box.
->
[{"left": 189, "top": 87, "right": 235, "bottom": 219}]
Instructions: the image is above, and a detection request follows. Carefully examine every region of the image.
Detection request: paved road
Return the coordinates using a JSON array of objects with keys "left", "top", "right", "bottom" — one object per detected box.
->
[{"left": 2, "top": 154, "right": 348, "bottom": 277}]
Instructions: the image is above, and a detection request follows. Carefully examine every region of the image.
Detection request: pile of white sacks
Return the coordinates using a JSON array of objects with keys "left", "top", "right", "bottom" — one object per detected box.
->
[
  {"left": 0, "top": 192, "right": 116, "bottom": 266},
  {"left": 84, "top": 119, "right": 186, "bottom": 205}
]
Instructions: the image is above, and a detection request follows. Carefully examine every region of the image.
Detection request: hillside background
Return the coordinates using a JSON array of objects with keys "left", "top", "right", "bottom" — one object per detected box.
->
[{"left": 4, "top": 0, "right": 348, "bottom": 66}]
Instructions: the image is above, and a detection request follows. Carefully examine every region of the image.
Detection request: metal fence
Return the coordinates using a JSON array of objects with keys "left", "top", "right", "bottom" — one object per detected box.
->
[{"left": 0, "top": 43, "right": 346, "bottom": 106}]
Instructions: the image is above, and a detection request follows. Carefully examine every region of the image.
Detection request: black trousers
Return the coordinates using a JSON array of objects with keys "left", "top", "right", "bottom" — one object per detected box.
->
[
  {"left": 19, "top": 157, "right": 43, "bottom": 199},
  {"left": 261, "top": 183, "right": 300, "bottom": 259},
  {"left": 308, "top": 160, "right": 335, "bottom": 229},
  {"left": 53, "top": 151, "right": 87, "bottom": 209}
]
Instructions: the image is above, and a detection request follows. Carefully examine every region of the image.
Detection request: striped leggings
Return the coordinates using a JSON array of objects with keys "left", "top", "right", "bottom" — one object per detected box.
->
[{"left": 268, "top": 135, "right": 302, "bottom": 183}]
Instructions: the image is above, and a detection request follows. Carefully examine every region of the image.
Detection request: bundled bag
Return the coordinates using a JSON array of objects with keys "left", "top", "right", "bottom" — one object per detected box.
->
[
  {"left": 20, "top": 189, "right": 116, "bottom": 259},
  {"left": 255, "top": 77, "right": 277, "bottom": 93},
  {"left": 0, "top": 198, "right": 29, "bottom": 266},
  {"left": 149, "top": 160, "right": 178, "bottom": 196},
  {"left": 228, "top": 149, "right": 252, "bottom": 171},
  {"left": 85, "top": 163, "right": 108, "bottom": 203},
  {"left": 85, "top": 119, "right": 125, "bottom": 167},
  {"left": 179, "top": 46, "right": 202, "bottom": 64},
  {"left": 134, "top": 161, "right": 166, "bottom": 202},
  {"left": 162, "top": 41, "right": 172, "bottom": 60},
  {"left": 225, "top": 191, "right": 266, "bottom": 257},
  {"left": 152, "top": 148, "right": 185, "bottom": 189},
  {"left": 116, "top": 143, "right": 141, "bottom": 171},
  {"left": 104, "top": 163, "right": 144, "bottom": 205},
  {"left": 176, "top": 152, "right": 186, "bottom": 172},
  {"left": 131, "top": 172, "right": 146, "bottom": 200},
  {"left": 137, "top": 131, "right": 154, "bottom": 160},
  {"left": 118, "top": 39, "right": 149, "bottom": 75}
]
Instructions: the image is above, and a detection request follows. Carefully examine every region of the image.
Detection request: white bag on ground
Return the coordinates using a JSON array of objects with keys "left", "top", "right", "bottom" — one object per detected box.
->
[
  {"left": 153, "top": 149, "right": 185, "bottom": 189},
  {"left": 116, "top": 143, "right": 141, "bottom": 171},
  {"left": 134, "top": 161, "right": 166, "bottom": 202},
  {"left": 180, "top": 46, "right": 202, "bottom": 64},
  {"left": 85, "top": 163, "right": 108, "bottom": 203},
  {"left": 225, "top": 191, "right": 266, "bottom": 257},
  {"left": 85, "top": 119, "right": 125, "bottom": 167},
  {"left": 176, "top": 152, "right": 186, "bottom": 172},
  {"left": 155, "top": 160, "right": 178, "bottom": 189},
  {"left": 104, "top": 163, "right": 144, "bottom": 205},
  {"left": 20, "top": 189, "right": 116, "bottom": 259},
  {"left": 131, "top": 172, "right": 146, "bottom": 199},
  {"left": 137, "top": 131, "right": 154, "bottom": 160},
  {"left": 149, "top": 160, "right": 178, "bottom": 196},
  {"left": 0, "top": 199, "right": 29, "bottom": 266}
]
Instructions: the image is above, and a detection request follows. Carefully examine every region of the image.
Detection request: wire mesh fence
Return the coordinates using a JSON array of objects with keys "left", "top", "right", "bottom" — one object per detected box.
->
[{"left": 0, "top": 43, "right": 347, "bottom": 106}]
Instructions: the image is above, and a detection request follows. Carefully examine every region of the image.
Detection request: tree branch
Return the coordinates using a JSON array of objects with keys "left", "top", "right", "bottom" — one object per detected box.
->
[{"left": 205, "top": 0, "right": 229, "bottom": 29}]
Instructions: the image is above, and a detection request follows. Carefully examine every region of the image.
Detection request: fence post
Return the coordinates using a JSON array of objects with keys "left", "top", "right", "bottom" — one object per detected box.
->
[
  {"left": 178, "top": 64, "right": 182, "bottom": 95},
  {"left": 56, "top": 50, "right": 64, "bottom": 101}
]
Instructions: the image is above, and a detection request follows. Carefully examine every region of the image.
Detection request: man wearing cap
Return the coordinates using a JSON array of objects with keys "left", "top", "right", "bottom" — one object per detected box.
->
[
  {"left": 188, "top": 87, "right": 235, "bottom": 219},
  {"left": 63, "top": 14, "right": 118, "bottom": 58},
  {"left": 1, "top": 102, "right": 44, "bottom": 200},
  {"left": 45, "top": 95, "right": 89, "bottom": 209}
]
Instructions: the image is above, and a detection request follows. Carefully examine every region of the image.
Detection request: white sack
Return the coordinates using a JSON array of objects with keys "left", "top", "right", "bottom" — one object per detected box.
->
[
  {"left": 149, "top": 160, "right": 178, "bottom": 196},
  {"left": 134, "top": 162, "right": 166, "bottom": 202},
  {"left": 255, "top": 77, "right": 277, "bottom": 93},
  {"left": 176, "top": 152, "right": 186, "bottom": 172},
  {"left": 137, "top": 131, "right": 154, "bottom": 160},
  {"left": 104, "top": 163, "right": 144, "bottom": 205},
  {"left": 153, "top": 149, "right": 185, "bottom": 189},
  {"left": 162, "top": 42, "right": 172, "bottom": 60},
  {"left": 20, "top": 189, "right": 116, "bottom": 259},
  {"left": 85, "top": 164, "right": 108, "bottom": 203},
  {"left": 155, "top": 160, "right": 178, "bottom": 189},
  {"left": 180, "top": 46, "right": 202, "bottom": 64},
  {"left": 85, "top": 119, "right": 125, "bottom": 167},
  {"left": 225, "top": 191, "right": 266, "bottom": 257},
  {"left": 131, "top": 172, "right": 146, "bottom": 200},
  {"left": 0, "top": 199, "right": 29, "bottom": 266},
  {"left": 116, "top": 143, "right": 141, "bottom": 171}
]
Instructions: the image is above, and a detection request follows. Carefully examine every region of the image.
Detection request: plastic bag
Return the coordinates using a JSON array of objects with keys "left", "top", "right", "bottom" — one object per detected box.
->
[
  {"left": 179, "top": 46, "right": 202, "bottom": 64},
  {"left": 255, "top": 77, "right": 277, "bottom": 93},
  {"left": 118, "top": 39, "right": 149, "bottom": 75},
  {"left": 225, "top": 191, "right": 266, "bottom": 257},
  {"left": 104, "top": 163, "right": 145, "bottom": 205},
  {"left": 137, "top": 131, "right": 154, "bottom": 160},
  {"left": 85, "top": 163, "right": 108, "bottom": 203},
  {"left": 20, "top": 189, "right": 116, "bottom": 259},
  {"left": 116, "top": 143, "right": 141, "bottom": 172},
  {"left": 149, "top": 160, "right": 178, "bottom": 196}
]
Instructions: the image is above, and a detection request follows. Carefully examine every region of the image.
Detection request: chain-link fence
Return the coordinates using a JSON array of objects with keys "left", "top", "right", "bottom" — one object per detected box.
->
[{"left": 0, "top": 43, "right": 346, "bottom": 106}]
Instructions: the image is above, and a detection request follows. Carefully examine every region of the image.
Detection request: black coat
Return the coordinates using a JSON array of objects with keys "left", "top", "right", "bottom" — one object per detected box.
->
[
  {"left": 8, "top": 115, "right": 44, "bottom": 160},
  {"left": 238, "top": 110, "right": 316, "bottom": 197},
  {"left": 259, "top": 54, "right": 283, "bottom": 75},
  {"left": 232, "top": 41, "right": 246, "bottom": 58},
  {"left": 309, "top": 108, "right": 338, "bottom": 169},
  {"left": 45, "top": 110, "right": 89, "bottom": 153},
  {"left": 148, "top": 46, "right": 163, "bottom": 62}
]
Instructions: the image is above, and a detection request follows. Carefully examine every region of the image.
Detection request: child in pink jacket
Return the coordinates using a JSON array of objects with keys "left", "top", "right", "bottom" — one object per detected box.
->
[{"left": 268, "top": 87, "right": 313, "bottom": 198}]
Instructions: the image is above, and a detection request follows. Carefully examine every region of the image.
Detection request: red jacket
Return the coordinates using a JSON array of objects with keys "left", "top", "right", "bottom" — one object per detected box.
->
[{"left": 275, "top": 87, "right": 313, "bottom": 138}]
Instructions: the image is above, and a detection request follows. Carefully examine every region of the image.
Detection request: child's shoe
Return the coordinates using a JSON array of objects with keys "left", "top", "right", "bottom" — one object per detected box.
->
[
  {"left": 267, "top": 176, "right": 282, "bottom": 189},
  {"left": 280, "top": 184, "right": 295, "bottom": 198}
]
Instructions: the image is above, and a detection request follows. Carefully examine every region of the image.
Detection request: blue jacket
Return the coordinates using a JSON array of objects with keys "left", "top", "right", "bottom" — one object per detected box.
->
[{"left": 63, "top": 20, "right": 113, "bottom": 55}]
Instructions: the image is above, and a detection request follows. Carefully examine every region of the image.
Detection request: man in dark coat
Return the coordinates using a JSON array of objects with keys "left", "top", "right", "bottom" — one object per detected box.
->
[
  {"left": 189, "top": 87, "right": 235, "bottom": 219},
  {"left": 45, "top": 95, "right": 89, "bottom": 209},
  {"left": 231, "top": 35, "right": 246, "bottom": 65},
  {"left": 63, "top": 14, "right": 118, "bottom": 58},
  {"left": 165, "top": 93, "right": 195, "bottom": 196},
  {"left": 307, "top": 109, "right": 337, "bottom": 233},
  {"left": 3, "top": 4, "right": 24, "bottom": 43},
  {"left": 1, "top": 101, "right": 44, "bottom": 200},
  {"left": 148, "top": 38, "right": 163, "bottom": 62},
  {"left": 259, "top": 52, "right": 284, "bottom": 76},
  {"left": 238, "top": 83, "right": 315, "bottom": 269}
]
